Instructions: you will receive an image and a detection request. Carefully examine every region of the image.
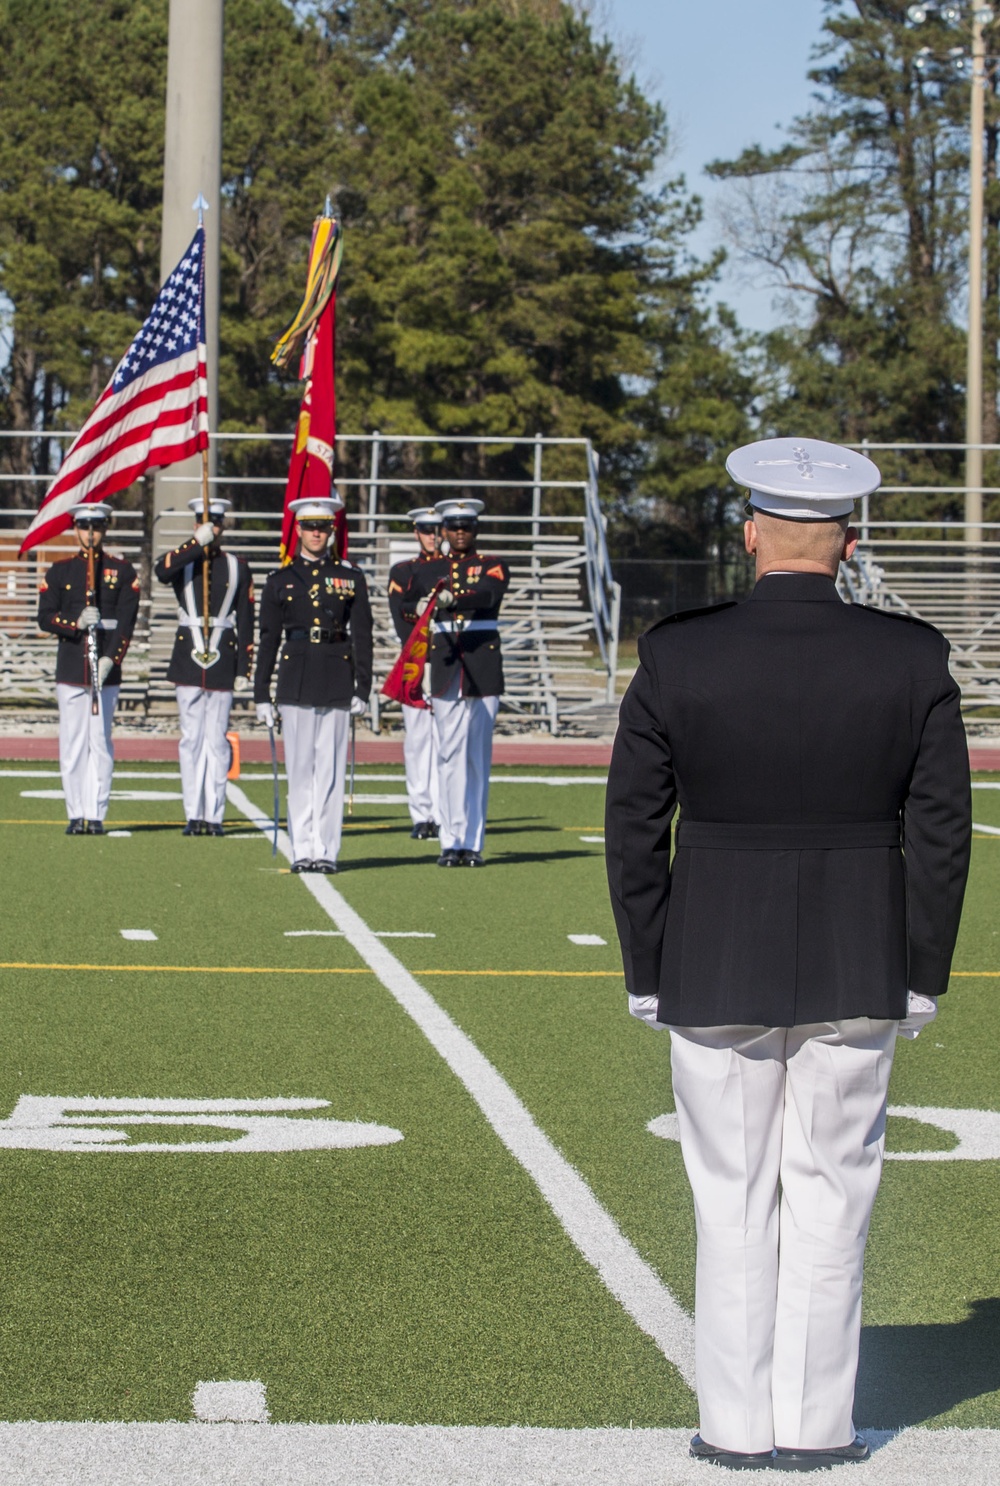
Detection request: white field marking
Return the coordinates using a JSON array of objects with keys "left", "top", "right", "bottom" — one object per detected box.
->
[
  {"left": 192, "top": 1380, "right": 269, "bottom": 1424},
  {"left": 283, "top": 930, "right": 436, "bottom": 939},
  {"left": 20, "top": 789, "right": 182, "bottom": 802},
  {"left": 106, "top": 830, "right": 132, "bottom": 838},
  {"left": 648, "top": 1107, "right": 1000, "bottom": 1162},
  {"left": 227, "top": 781, "right": 697, "bottom": 1389},
  {"left": 0, "top": 1096, "right": 403, "bottom": 1155},
  {"left": 0, "top": 1426, "right": 996, "bottom": 1485},
  {"left": 972, "top": 821, "right": 1000, "bottom": 836},
  {"left": 579, "top": 836, "right": 605, "bottom": 844},
  {"left": 120, "top": 929, "right": 157, "bottom": 942},
  {"left": 972, "top": 781, "right": 1000, "bottom": 788},
  {"left": 567, "top": 935, "right": 607, "bottom": 946}
]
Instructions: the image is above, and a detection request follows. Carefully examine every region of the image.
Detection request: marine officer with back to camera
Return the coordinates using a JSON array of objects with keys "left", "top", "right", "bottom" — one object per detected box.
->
[
  {"left": 37, "top": 502, "right": 141, "bottom": 835},
  {"left": 154, "top": 497, "right": 255, "bottom": 836},
  {"left": 254, "top": 495, "right": 372, "bottom": 874},
  {"left": 387, "top": 505, "right": 442, "bottom": 840},
  {"left": 605, "top": 437, "right": 971, "bottom": 1472},
  {"left": 402, "top": 498, "right": 509, "bottom": 866}
]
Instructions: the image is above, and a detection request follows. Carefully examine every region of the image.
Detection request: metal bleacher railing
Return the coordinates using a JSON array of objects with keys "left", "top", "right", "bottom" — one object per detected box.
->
[
  {"left": 0, "top": 430, "right": 622, "bottom": 735},
  {"left": 838, "top": 440, "right": 1000, "bottom": 722}
]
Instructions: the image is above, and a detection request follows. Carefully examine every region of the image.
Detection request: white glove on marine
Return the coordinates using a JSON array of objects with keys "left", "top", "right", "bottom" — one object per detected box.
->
[
  {"left": 77, "top": 605, "right": 100, "bottom": 631},
  {"left": 416, "top": 594, "right": 435, "bottom": 616},
  {"left": 628, "top": 993, "right": 669, "bottom": 1030},
  {"left": 898, "top": 991, "right": 938, "bottom": 1040},
  {"left": 233, "top": 675, "right": 250, "bottom": 693},
  {"left": 255, "top": 702, "right": 275, "bottom": 729},
  {"left": 194, "top": 523, "right": 216, "bottom": 547},
  {"left": 349, "top": 696, "right": 367, "bottom": 717},
  {"left": 435, "top": 588, "right": 456, "bottom": 609},
  {"left": 96, "top": 656, "right": 114, "bottom": 685}
]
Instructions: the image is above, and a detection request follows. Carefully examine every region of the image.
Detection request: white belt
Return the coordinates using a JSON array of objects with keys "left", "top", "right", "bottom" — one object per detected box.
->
[
  {"left": 433, "top": 619, "right": 498, "bottom": 634},
  {"left": 176, "top": 612, "right": 236, "bottom": 629}
]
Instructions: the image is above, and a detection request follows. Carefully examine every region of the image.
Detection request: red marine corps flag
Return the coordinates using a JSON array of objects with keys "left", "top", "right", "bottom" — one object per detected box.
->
[
  {"left": 19, "top": 227, "right": 209, "bottom": 555},
  {"left": 381, "top": 582, "right": 445, "bottom": 708},
  {"left": 272, "top": 211, "right": 346, "bottom": 563}
]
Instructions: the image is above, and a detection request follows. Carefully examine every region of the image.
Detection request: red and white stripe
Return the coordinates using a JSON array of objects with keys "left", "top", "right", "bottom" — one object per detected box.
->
[{"left": 19, "top": 348, "right": 208, "bottom": 556}]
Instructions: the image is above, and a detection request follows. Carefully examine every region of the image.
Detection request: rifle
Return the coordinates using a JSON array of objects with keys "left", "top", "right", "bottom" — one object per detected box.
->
[{"left": 85, "top": 543, "right": 101, "bottom": 717}]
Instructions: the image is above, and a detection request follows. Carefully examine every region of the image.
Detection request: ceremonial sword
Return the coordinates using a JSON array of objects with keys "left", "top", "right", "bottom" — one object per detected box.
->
[{"left": 267, "top": 722, "right": 280, "bottom": 857}]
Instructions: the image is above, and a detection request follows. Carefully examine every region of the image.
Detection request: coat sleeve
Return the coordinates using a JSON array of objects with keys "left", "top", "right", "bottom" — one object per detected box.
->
[
  {"left": 452, "top": 558, "right": 509, "bottom": 614},
  {"left": 108, "top": 561, "right": 141, "bottom": 667},
  {"left": 154, "top": 538, "right": 203, "bottom": 583},
  {"left": 350, "top": 572, "right": 374, "bottom": 700},
  {"left": 605, "top": 635, "right": 677, "bottom": 999},
  {"left": 387, "top": 561, "right": 413, "bottom": 644},
  {"left": 902, "top": 639, "right": 972, "bottom": 996},
  {"left": 236, "top": 560, "right": 255, "bottom": 680},
  {"left": 37, "top": 564, "right": 80, "bottom": 639},
  {"left": 253, "top": 574, "right": 282, "bottom": 703}
]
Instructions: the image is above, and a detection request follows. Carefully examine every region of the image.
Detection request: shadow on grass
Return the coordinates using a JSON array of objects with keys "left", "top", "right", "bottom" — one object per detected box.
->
[
  {"left": 856, "top": 1297, "right": 1000, "bottom": 1425},
  {"left": 339, "top": 847, "right": 596, "bottom": 872}
]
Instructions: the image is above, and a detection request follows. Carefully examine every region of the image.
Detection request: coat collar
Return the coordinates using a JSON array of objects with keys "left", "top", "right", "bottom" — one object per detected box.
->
[{"left": 749, "top": 572, "right": 842, "bottom": 603}]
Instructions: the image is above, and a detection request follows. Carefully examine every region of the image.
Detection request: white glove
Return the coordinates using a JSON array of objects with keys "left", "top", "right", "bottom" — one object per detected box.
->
[
  {"left": 436, "top": 588, "right": 456, "bottom": 609},
  {"left": 255, "top": 702, "right": 275, "bottom": 729},
  {"left": 898, "top": 991, "right": 938, "bottom": 1040},
  {"left": 349, "top": 695, "right": 367, "bottom": 717},
  {"left": 96, "top": 656, "right": 114, "bottom": 685},
  {"left": 194, "top": 523, "right": 215, "bottom": 547},
  {"left": 77, "top": 605, "right": 100, "bottom": 630},
  {"left": 233, "top": 675, "right": 250, "bottom": 693},
  {"left": 416, "top": 594, "right": 435, "bottom": 616},
  {"left": 628, "top": 993, "right": 669, "bottom": 1030}
]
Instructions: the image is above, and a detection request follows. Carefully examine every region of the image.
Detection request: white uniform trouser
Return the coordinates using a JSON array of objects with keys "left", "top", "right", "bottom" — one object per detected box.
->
[
  {"left": 176, "top": 686, "right": 233, "bottom": 825},
  {"left": 403, "top": 704, "right": 440, "bottom": 825},
  {"left": 669, "top": 1017, "right": 898, "bottom": 1454},
  {"left": 57, "top": 683, "right": 119, "bottom": 822},
  {"left": 280, "top": 704, "right": 350, "bottom": 863},
  {"left": 431, "top": 672, "right": 499, "bottom": 853}
]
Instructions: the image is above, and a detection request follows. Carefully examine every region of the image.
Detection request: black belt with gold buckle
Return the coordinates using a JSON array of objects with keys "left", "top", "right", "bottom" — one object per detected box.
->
[{"left": 285, "top": 626, "right": 346, "bottom": 644}]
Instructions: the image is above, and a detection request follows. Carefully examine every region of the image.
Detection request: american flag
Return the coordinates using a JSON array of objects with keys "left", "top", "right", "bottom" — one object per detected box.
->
[{"left": 19, "top": 227, "right": 209, "bottom": 555}]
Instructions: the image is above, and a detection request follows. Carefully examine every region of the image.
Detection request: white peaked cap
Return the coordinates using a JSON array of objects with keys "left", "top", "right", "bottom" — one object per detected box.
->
[
  {"left": 435, "top": 498, "right": 485, "bottom": 520},
  {"left": 187, "top": 496, "right": 232, "bottom": 518},
  {"left": 726, "top": 437, "right": 880, "bottom": 520},
  {"left": 407, "top": 506, "right": 442, "bottom": 524},
  {"left": 288, "top": 495, "right": 344, "bottom": 518},
  {"left": 70, "top": 502, "right": 113, "bottom": 521}
]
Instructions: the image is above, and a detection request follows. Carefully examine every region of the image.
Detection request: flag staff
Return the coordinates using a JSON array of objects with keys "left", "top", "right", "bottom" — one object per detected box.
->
[{"left": 194, "top": 192, "right": 212, "bottom": 664}]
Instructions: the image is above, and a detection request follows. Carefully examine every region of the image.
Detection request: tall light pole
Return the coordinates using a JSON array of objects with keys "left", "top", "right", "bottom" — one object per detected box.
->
[
  {"left": 910, "top": 4, "right": 995, "bottom": 546},
  {"left": 155, "top": 0, "right": 224, "bottom": 541}
]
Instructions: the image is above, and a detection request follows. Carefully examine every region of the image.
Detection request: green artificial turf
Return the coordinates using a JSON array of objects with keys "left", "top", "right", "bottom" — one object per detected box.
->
[{"left": 0, "top": 761, "right": 996, "bottom": 1429}]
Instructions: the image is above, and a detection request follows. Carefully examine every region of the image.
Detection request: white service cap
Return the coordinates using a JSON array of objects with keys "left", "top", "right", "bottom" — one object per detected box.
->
[
  {"left": 288, "top": 495, "right": 344, "bottom": 519},
  {"left": 187, "top": 496, "right": 233, "bottom": 519},
  {"left": 406, "top": 506, "right": 442, "bottom": 524},
  {"left": 726, "top": 437, "right": 880, "bottom": 520},
  {"left": 70, "top": 502, "right": 113, "bottom": 522},
  {"left": 435, "top": 498, "right": 484, "bottom": 520}
]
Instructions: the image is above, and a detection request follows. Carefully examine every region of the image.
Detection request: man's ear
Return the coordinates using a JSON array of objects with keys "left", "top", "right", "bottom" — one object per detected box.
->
[
  {"left": 843, "top": 525, "right": 859, "bottom": 562},
  {"left": 744, "top": 519, "right": 758, "bottom": 556}
]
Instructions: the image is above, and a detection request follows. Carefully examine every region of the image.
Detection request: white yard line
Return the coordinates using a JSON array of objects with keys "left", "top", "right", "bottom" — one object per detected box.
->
[
  {"left": 973, "top": 821, "right": 1000, "bottom": 836},
  {"left": 227, "top": 782, "right": 696, "bottom": 1389},
  {"left": 0, "top": 1423, "right": 996, "bottom": 1485}
]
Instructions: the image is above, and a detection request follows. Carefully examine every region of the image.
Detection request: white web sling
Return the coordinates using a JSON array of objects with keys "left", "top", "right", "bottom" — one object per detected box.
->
[{"left": 178, "top": 553, "right": 239, "bottom": 668}]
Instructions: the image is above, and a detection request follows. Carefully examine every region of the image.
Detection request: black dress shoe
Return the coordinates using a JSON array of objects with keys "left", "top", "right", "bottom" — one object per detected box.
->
[
  {"left": 690, "top": 1435, "right": 775, "bottom": 1470},
  {"left": 65, "top": 819, "right": 86, "bottom": 835},
  {"left": 410, "top": 822, "right": 429, "bottom": 840},
  {"left": 460, "top": 850, "right": 485, "bottom": 867},
  {"left": 436, "top": 848, "right": 462, "bottom": 867},
  {"left": 203, "top": 822, "right": 224, "bottom": 837},
  {"left": 290, "top": 860, "right": 313, "bottom": 874},
  {"left": 772, "top": 1437, "right": 870, "bottom": 1471},
  {"left": 86, "top": 820, "right": 104, "bottom": 835},
  {"left": 314, "top": 859, "right": 338, "bottom": 874},
  {"left": 182, "top": 819, "right": 201, "bottom": 836}
]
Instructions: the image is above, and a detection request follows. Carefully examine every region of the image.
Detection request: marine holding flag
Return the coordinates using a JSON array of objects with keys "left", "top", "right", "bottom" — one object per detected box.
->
[
  {"left": 20, "top": 225, "right": 210, "bottom": 832},
  {"left": 387, "top": 507, "right": 443, "bottom": 840}
]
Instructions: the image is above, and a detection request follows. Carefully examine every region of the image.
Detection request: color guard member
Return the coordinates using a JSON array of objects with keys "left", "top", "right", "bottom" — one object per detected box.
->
[
  {"left": 254, "top": 495, "right": 372, "bottom": 874},
  {"left": 403, "top": 498, "right": 509, "bottom": 866},
  {"left": 388, "top": 506, "right": 442, "bottom": 840},
  {"left": 37, "top": 502, "right": 140, "bottom": 834},
  {"left": 154, "top": 497, "right": 255, "bottom": 836}
]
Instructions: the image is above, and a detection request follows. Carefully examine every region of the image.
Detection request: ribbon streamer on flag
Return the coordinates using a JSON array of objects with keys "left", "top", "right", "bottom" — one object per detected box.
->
[
  {"left": 18, "top": 228, "right": 209, "bottom": 557},
  {"left": 273, "top": 215, "right": 345, "bottom": 563},
  {"left": 381, "top": 584, "right": 445, "bottom": 709}
]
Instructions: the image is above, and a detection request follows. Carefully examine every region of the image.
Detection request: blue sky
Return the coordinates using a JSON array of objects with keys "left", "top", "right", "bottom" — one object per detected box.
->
[{"left": 600, "top": 0, "right": 828, "bottom": 330}]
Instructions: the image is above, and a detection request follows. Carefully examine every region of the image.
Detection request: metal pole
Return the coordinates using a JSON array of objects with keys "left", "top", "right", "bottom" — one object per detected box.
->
[
  {"left": 966, "top": 11, "right": 986, "bottom": 549},
  {"left": 368, "top": 431, "right": 380, "bottom": 535},
  {"left": 531, "top": 433, "right": 542, "bottom": 616},
  {"left": 154, "top": 0, "right": 223, "bottom": 547}
]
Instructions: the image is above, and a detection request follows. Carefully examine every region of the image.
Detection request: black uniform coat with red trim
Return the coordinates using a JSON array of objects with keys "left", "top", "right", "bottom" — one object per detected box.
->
[
  {"left": 154, "top": 539, "right": 255, "bottom": 691},
  {"left": 254, "top": 554, "right": 373, "bottom": 709},
  {"left": 605, "top": 573, "right": 972, "bottom": 1028},
  {"left": 37, "top": 549, "right": 140, "bottom": 687},
  {"left": 387, "top": 551, "right": 438, "bottom": 643},
  {"left": 402, "top": 551, "right": 509, "bottom": 697}
]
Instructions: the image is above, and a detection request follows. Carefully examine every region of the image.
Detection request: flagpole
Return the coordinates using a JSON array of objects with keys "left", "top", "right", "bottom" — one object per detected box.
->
[{"left": 196, "top": 193, "right": 211, "bottom": 666}]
